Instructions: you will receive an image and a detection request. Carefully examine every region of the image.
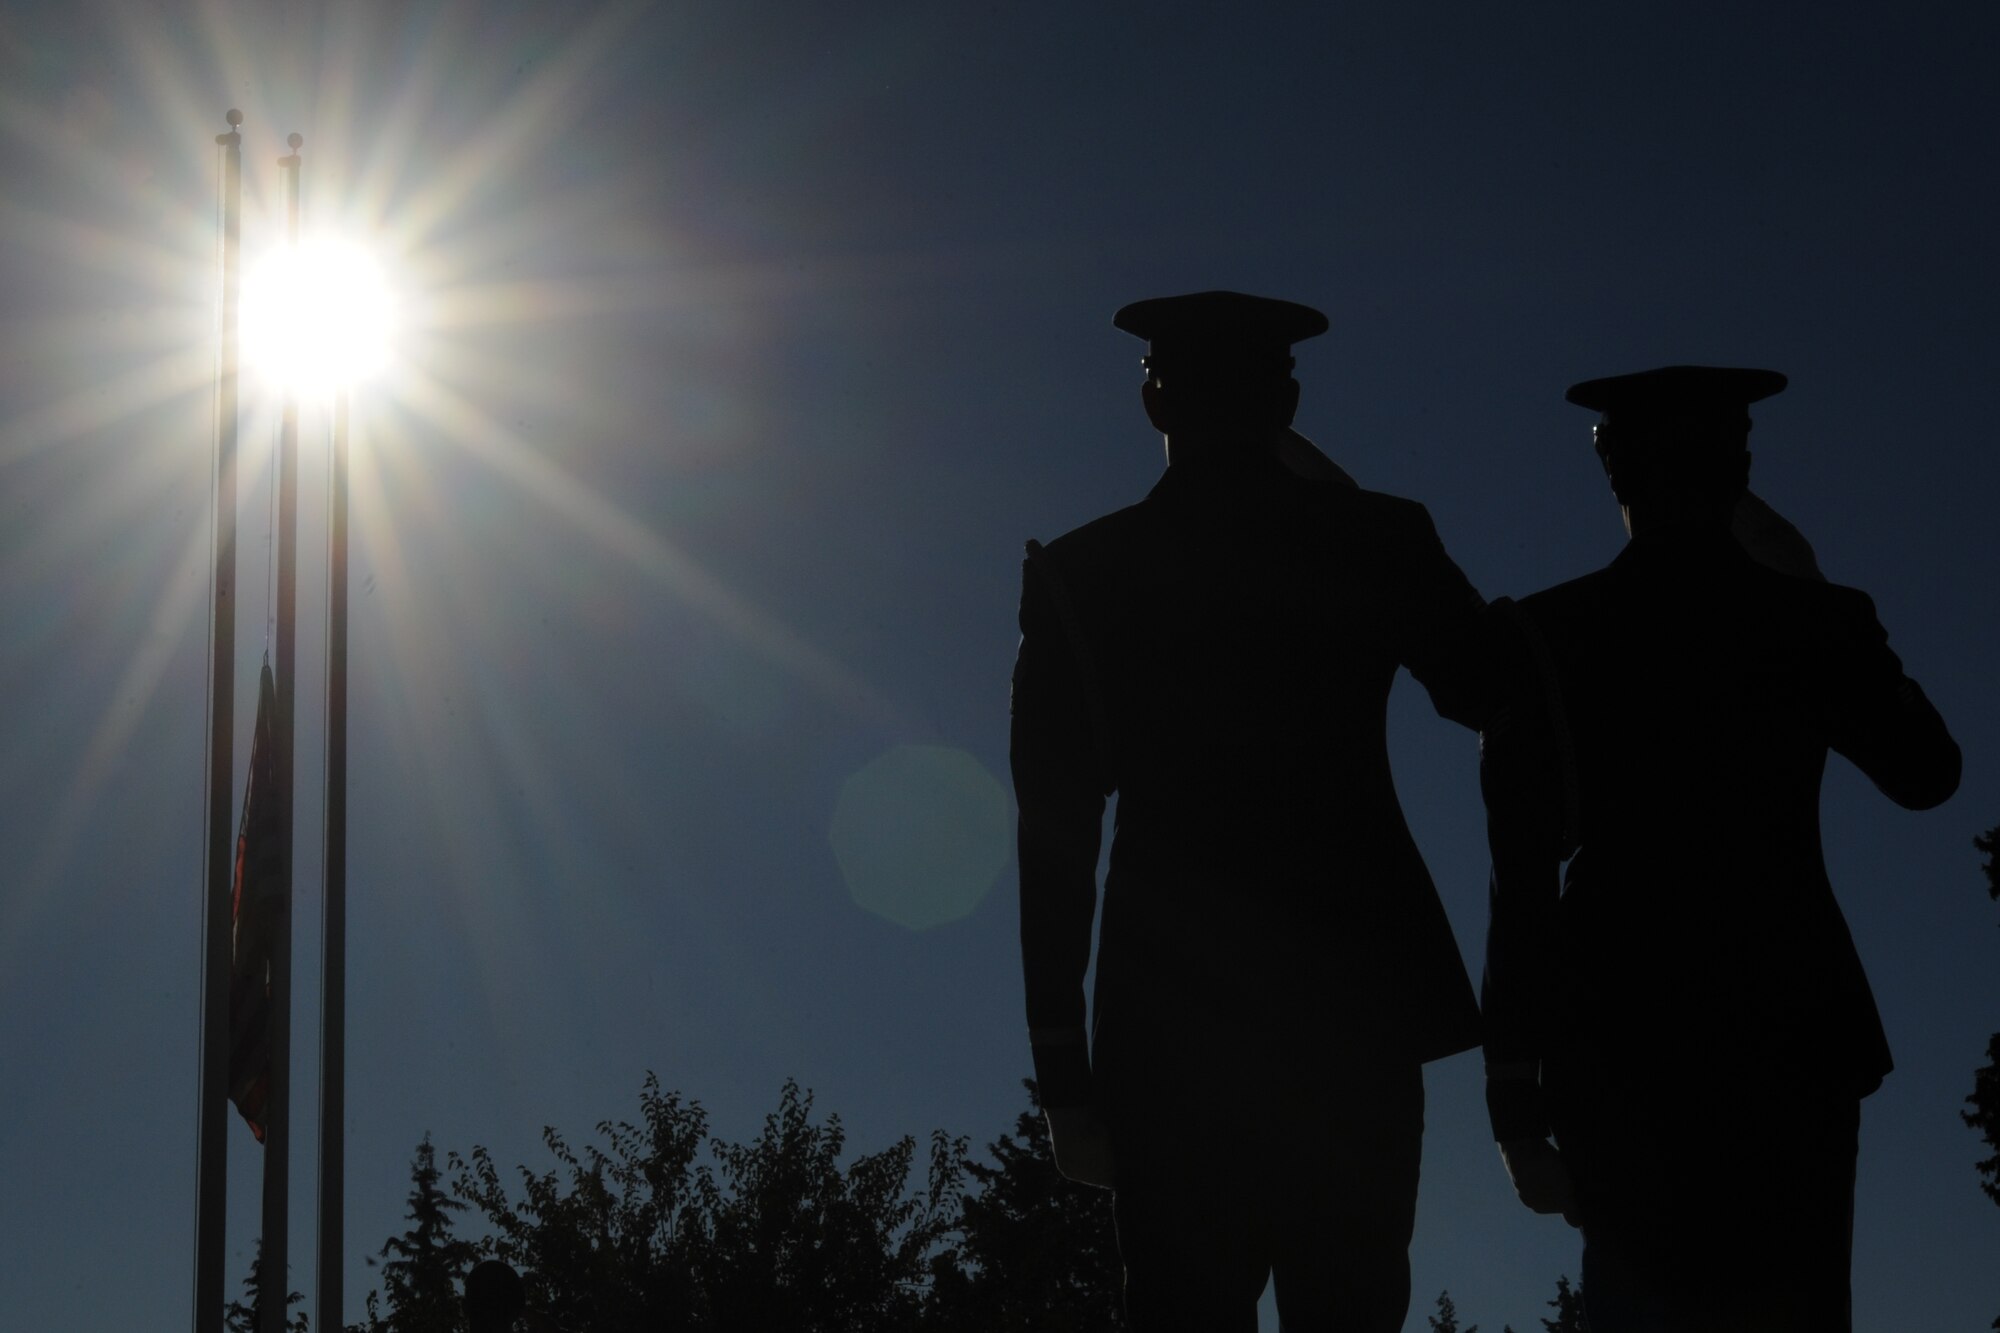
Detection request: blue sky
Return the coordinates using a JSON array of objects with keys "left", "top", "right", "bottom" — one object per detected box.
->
[{"left": 1, "top": 2, "right": 1995, "bottom": 1327}]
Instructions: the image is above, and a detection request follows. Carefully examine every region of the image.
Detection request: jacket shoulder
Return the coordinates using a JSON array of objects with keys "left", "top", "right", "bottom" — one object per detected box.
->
[
  {"left": 1346, "top": 485, "right": 1435, "bottom": 529},
  {"left": 1517, "top": 553, "right": 1885, "bottom": 648},
  {"left": 1711, "top": 558, "right": 1886, "bottom": 637},
  {"left": 1786, "top": 571, "right": 1879, "bottom": 624},
  {"left": 1035, "top": 499, "right": 1154, "bottom": 561},
  {"left": 1517, "top": 566, "right": 1619, "bottom": 619},
  {"left": 1313, "top": 485, "right": 1454, "bottom": 557}
]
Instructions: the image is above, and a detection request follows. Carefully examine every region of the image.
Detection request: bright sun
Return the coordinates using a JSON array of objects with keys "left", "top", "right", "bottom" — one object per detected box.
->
[{"left": 242, "top": 237, "right": 396, "bottom": 394}]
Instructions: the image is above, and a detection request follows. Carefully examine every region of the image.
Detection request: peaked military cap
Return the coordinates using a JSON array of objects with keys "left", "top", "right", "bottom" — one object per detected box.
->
[
  {"left": 1566, "top": 364, "right": 1787, "bottom": 415},
  {"left": 1114, "top": 290, "right": 1329, "bottom": 360}
]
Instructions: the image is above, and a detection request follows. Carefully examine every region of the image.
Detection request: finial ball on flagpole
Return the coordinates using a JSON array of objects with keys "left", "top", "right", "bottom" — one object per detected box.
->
[
  {"left": 226, "top": 109, "right": 243, "bottom": 126},
  {"left": 289, "top": 133, "right": 304, "bottom": 150}
]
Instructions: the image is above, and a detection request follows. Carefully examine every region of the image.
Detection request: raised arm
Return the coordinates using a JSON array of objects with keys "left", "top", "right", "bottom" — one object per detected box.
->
[
  {"left": 1824, "top": 587, "right": 1960, "bottom": 811},
  {"left": 1394, "top": 502, "right": 1491, "bottom": 730}
]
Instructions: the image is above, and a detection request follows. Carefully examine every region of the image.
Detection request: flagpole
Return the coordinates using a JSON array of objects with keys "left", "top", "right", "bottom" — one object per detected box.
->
[
  {"left": 316, "top": 385, "right": 349, "bottom": 1333},
  {"left": 193, "top": 106, "right": 243, "bottom": 1333},
  {"left": 259, "top": 131, "right": 305, "bottom": 1333}
]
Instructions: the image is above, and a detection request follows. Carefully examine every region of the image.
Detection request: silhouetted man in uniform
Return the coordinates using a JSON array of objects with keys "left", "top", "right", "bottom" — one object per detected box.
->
[
  {"left": 1479, "top": 366, "right": 1961, "bottom": 1332},
  {"left": 1011, "top": 291, "right": 1487, "bottom": 1331}
]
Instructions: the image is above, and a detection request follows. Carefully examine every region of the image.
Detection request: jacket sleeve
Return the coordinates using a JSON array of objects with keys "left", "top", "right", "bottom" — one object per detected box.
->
[
  {"left": 1396, "top": 502, "right": 1493, "bottom": 729},
  {"left": 1477, "top": 602, "right": 1571, "bottom": 1142},
  {"left": 1824, "top": 588, "right": 1960, "bottom": 811},
  {"left": 1011, "top": 542, "right": 1109, "bottom": 1109}
]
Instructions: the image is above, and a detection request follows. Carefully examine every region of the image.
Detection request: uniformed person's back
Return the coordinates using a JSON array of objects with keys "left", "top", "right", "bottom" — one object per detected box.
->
[
  {"left": 1012, "top": 291, "right": 1487, "bottom": 1332},
  {"left": 1029, "top": 462, "right": 1483, "bottom": 1054},
  {"left": 1479, "top": 365, "right": 1961, "bottom": 1333}
]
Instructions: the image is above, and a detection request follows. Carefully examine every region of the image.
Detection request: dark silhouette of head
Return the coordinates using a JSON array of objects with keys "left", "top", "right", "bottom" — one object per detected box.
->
[
  {"left": 464, "top": 1259, "right": 527, "bottom": 1333},
  {"left": 1566, "top": 365, "right": 1786, "bottom": 537},
  {"left": 1114, "top": 291, "right": 1327, "bottom": 472}
]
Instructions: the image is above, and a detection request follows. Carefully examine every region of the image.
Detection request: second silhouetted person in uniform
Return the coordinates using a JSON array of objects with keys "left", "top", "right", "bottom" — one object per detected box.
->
[
  {"left": 1479, "top": 365, "right": 1961, "bottom": 1332},
  {"left": 1011, "top": 291, "right": 1488, "bottom": 1331}
]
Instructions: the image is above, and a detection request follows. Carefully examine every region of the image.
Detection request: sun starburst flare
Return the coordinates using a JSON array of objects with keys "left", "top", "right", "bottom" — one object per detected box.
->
[{"left": 242, "top": 237, "right": 396, "bottom": 395}]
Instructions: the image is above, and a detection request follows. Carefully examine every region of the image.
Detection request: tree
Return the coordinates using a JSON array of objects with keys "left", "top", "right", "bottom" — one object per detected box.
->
[
  {"left": 374, "top": 1074, "right": 1615, "bottom": 1331},
  {"left": 925, "top": 1079, "right": 1125, "bottom": 1331},
  {"left": 1429, "top": 1289, "right": 1477, "bottom": 1333},
  {"left": 1428, "top": 1289, "right": 1522, "bottom": 1333},
  {"left": 688, "top": 1080, "right": 963, "bottom": 1332},
  {"left": 1978, "top": 823, "right": 2000, "bottom": 903},
  {"left": 1968, "top": 1033, "right": 2000, "bottom": 1206},
  {"left": 448, "top": 1073, "right": 965, "bottom": 1333},
  {"left": 1540, "top": 1274, "right": 1587, "bottom": 1332},
  {"left": 360, "top": 1134, "right": 479, "bottom": 1333},
  {"left": 452, "top": 1072, "right": 711, "bottom": 1331},
  {"left": 224, "top": 1241, "right": 308, "bottom": 1333},
  {"left": 1967, "top": 823, "right": 2000, "bottom": 1329}
]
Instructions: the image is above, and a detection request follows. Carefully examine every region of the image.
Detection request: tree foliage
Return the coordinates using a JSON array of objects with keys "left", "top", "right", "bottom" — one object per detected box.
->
[
  {"left": 1970, "top": 823, "right": 2000, "bottom": 1329},
  {"left": 689, "top": 1079, "right": 963, "bottom": 1331},
  {"left": 445, "top": 1074, "right": 965, "bottom": 1332},
  {"left": 926, "top": 1079, "right": 1124, "bottom": 1331},
  {"left": 1967, "top": 1033, "right": 2000, "bottom": 1208},
  {"left": 1977, "top": 823, "right": 2000, "bottom": 905},
  {"left": 1540, "top": 1274, "right": 1587, "bottom": 1332},
  {"left": 448, "top": 1073, "right": 709, "bottom": 1330},
  {"left": 1429, "top": 1288, "right": 1479, "bottom": 1333},
  {"left": 349, "top": 1134, "right": 479, "bottom": 1333},
  {"left": 224, "top": 1241, "right": 308, "bottom": 1333},
  {"left": 1968, "top": 825, "right": 2000, "bottom": 1205},
  {"left": 353, "top": 1075, "right": 1594, "bottom": 1332}
]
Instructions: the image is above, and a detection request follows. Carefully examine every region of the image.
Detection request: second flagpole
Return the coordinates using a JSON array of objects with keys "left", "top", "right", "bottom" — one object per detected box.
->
[
  {"left": 259, "top": 130, "right": 304, "bottom": 1333},
  {"left": 316, "top": 383, "right": 349, "bottom": 1333}
]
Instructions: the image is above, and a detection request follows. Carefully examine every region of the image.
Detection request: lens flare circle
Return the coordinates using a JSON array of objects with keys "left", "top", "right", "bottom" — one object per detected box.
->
[
  {"left": 830, "top": 745, "right": 1011, "bottom": 930},
  {"left": 243, "top": 237, "right": 395, "bottom": 393}
]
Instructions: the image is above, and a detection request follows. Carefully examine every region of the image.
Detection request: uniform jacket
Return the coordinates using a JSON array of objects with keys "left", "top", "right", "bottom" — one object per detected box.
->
[
  {"left": 1480, "top": 528, "right": 1961, "bottom": 1142},
  {"left": 1011, "top": 460, "right": 1488, "bottom": 1109}
]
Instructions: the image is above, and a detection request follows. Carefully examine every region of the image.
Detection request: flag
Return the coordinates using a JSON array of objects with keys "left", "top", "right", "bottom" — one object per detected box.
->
[{"left": 229, "top": 662, "right": 285, "bottom": 1141}]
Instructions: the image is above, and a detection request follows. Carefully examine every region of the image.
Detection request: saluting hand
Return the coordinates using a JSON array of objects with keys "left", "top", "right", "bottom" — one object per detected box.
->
[
  {"left": 1045, "top": 1105, "right": 1116, "bottom": 1189},
  {"left": 1499, "top": 1136, "right": 1581, "bottom": 1227}
]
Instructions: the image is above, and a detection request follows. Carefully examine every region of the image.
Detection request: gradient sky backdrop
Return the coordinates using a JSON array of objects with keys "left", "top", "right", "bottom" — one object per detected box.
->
[{"left": 2, "top": 2, "right": 1995, "bottom": 1327}]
